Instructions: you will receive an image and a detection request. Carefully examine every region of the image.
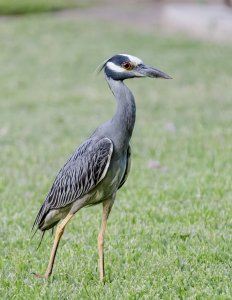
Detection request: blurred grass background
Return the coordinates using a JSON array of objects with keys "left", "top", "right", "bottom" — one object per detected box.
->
[
  {"left": 0, "top": 1, "right": 232, "bottom": 299},
  {"left": 0, "top": 0, "right": 97, "bottom": 15}
]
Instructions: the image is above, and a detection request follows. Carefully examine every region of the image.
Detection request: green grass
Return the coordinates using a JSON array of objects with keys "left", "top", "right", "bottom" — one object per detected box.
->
[
  {"left": 0, "top": 0, "right": 96, "bottom": 15},
  {"left": 0, "top": 14, "right": 232, "bottom": 299}
]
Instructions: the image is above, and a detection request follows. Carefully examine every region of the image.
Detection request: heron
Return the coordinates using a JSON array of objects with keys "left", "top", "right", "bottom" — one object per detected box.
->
[{"left": 32, "top": 54, "right": 171, "bottom": 280}]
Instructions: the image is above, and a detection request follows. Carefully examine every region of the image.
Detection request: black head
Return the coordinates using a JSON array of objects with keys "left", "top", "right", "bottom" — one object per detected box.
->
[{"left": 100, "top": 54, "right": 172, "bottom": 81}]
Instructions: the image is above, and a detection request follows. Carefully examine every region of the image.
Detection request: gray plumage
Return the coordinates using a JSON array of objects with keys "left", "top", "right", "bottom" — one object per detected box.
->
[
  {"left": 33, "top": 54, "right": 171, "bottom": 234},
  {"left": 33, "top": 137, "right": 114, "bottom": 230},
  {"left": 32, "top": 54, "right": 171, "bottom": 280},
  {"left": 33, "top": 78, "right": 135, "bottom": 233}
]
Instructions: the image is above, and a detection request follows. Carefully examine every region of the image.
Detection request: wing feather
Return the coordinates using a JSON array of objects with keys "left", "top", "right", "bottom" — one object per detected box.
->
[{"left": 33, "top": 137, "right": 113, "bottom": 229}]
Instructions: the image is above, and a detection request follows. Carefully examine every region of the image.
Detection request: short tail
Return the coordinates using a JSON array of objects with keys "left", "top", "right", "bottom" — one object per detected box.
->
[
  {"left": 32, "top": 202, "right": 49, "bottom": 231},
  {"left": 31, "top": 203, "right": 49, "bottom": 249}
]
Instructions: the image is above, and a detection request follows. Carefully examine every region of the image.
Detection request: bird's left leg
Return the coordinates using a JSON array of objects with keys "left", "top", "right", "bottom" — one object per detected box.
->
[
  {"left": 98, "top": 199, "right": 114, "bottom": 282},
  {"left": 34, "top": 212, "right": 73, "bottom": 279}
]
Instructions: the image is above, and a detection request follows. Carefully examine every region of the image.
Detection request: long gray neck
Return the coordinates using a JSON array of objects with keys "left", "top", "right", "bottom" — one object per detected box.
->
[{"left": 106, "top": 76, "right": 136, "bottom": 149}]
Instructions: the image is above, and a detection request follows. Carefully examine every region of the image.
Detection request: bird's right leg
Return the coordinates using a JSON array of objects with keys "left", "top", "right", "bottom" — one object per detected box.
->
[
  {"left": 34, "top": 212, "right": 73, "bottom": 279},
  {"left": 98, "top": 199, "right": 114, "bottom": 282}
]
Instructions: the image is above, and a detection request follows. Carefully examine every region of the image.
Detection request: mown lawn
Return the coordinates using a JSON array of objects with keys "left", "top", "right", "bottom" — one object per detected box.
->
[{"left": 0, "top": 14, "right": 232, "bottom": 299}]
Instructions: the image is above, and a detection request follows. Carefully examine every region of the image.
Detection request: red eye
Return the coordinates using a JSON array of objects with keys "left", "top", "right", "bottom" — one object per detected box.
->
[{"left": 122, "top": 62, "right": 133, "bottom": 70}]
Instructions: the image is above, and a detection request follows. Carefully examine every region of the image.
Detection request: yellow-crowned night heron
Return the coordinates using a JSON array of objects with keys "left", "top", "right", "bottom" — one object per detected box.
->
[{"left": 32, "top": 54, "right": 171, "bottom": 280}]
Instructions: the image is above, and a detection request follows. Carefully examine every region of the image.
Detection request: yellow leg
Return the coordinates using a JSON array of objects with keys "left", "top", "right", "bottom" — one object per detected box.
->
[
  {"left": 34, "top": 213, "right": 73, "bottom": 279},
  {"left": 98, "top": 199, "right": 113, "bottom": 282}
]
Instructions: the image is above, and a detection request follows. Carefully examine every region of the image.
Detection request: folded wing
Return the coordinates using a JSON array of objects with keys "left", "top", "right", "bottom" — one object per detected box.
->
[{"left": 33, "top": 137, "right": 113, "bottom": 230}]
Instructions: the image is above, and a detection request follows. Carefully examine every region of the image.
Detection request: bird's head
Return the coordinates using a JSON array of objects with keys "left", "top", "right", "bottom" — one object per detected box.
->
[{"left": 100, "top": 54, "right": 172, "bottom": 81}]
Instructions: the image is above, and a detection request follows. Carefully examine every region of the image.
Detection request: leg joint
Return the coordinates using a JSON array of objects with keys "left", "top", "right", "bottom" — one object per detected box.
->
[
  {"left": 55, "top": 224, "right": 65, "bottom": 238},
  {"left": 98, "top": 233, "right": 104, "bottom": 247}
]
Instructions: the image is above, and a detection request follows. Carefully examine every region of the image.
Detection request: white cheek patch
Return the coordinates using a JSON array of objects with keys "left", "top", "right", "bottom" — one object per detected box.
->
[
  {"left": 106, "top": 62, "right": 125, "bottom": 73},
  {"left": 119, "top": 54, "right": 143, "bottom": 65}
]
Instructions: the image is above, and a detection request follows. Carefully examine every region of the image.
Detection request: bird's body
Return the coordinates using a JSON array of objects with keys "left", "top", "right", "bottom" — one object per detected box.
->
[
  {"left": 34, "top": 78, "right": 134, "bottom": 232},
  {"left": 33, "top": 54, "right": 171, "bottom": 280}
]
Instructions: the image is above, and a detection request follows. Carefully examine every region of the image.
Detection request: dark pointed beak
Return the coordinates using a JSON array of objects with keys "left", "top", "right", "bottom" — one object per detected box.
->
[{"left": 136, "top": 64, "right": 172, "bottom": 79}]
